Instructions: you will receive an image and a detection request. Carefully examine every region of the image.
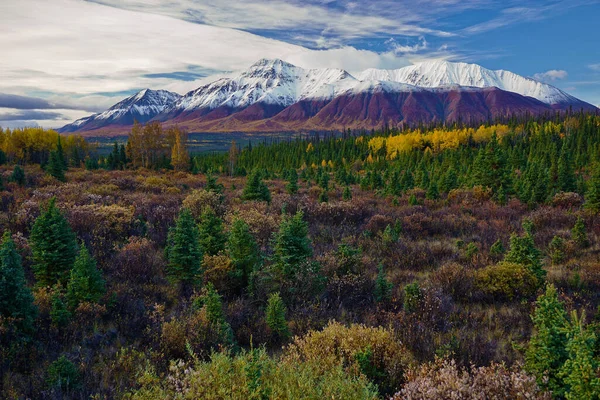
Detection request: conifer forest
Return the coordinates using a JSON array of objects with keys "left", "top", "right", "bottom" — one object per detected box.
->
[{"left": 1, "top": 112, "right": 600, "bottom": 399}]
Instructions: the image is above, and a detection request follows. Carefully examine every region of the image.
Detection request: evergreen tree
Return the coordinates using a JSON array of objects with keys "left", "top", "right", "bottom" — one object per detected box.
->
[
  {"left": 66, "top": 244, "right": 105, "bottom": 309},
  {"left": 558, "top": 145, "right": 576, "bottom": 192},
  {"left": 548, "top": 236, "right": 566, "bottom": 265},
  {"left": 374, "top": 264, "right": 393, "bottom": 303},
  {"left": 165, "top": 208, "right": 203, "bottom": 286},
  {"left": 403, "top": 282, "right": 422, "bottom": 313},
  {"left": 47, "top": 137, "right": 67, "bottom": 182},
  {"left": 46, "top": 355, "right": 81, "bottom": 391},
  {"left": 272, "top": 211, "right": 313, "bottom": 277},
  {"left": 490, "top": 239, "right": 505, "bottom": 257},
  {"left": 471, "top": 134, "right": 509, "bottom": 194},
  {"left": 285, "top": 169, "right": 299, "bottom": 194},
  {"left": 571, "top": 216, "right": 589, "bottom": 249},
  {"left": 30, "top": 198, "right": 78, "bottom": 287},
  {"left": 505, "top": 224, "right": 545, "bottom": 285},
  {"left": 50, "top": 287, "right": 71, "bottom": 327},
  {"left": 205, "top": 171, "right": 224, "bottom": 194},
  {"left": 525, "top": 284, "right": 569, "bottom": 396},
  {"left": 265, "top": 292, "right": 290, "bottom": 339},
  {"left": 201, "top": 283, "right": 234, "bottom": 345},
  {"left": 318, "top": 189, "right": 329, "bottom": 203},
  {"left": 198, "top": 207, "right": 227, "bottom": 256},
  {"left": 585, "top": 165, "right": 600, "bottom": 212},
  {"left": 342, "top": 185, "right": 352, "bottom": 201},
  {"left": 227, "top": 218, "right": 260, "bottom": 291},
  {"left": 559, "top": 310, "right": 600, "bottom": 400},
  {"left": 0, "top": 231, "right": 37, "bottom": 336},
  {"left": 426, "top": 181, "right": 439, "bottom": 200},
  {"left": 9, "top": 165, "right": 25, "bottom": 186},
  {"left": 47, "top": 150, "right": 66, "bottom": 181},
  {"left": 242, "top": 170, "right": 271, "bottom": 203}
]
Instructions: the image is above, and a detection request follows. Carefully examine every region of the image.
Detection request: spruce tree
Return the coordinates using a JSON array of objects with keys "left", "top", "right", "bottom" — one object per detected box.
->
[
  {"left": 9, "top": 165, "right": 25, "bottom": 186},
  {"left": 559, "top": 310, "right": 600, "bottom": 400},
  {"left": 272, "top": 211, "right": 312, "bottom": 277},
  {"left": 201, "top": 283, "right": 234, "bottom": 345},
  {"left": 374, "top": 264, "right": 393, "bottom": 303},
  {"left": 242, "top": 170, "right": 271, "bottom": 203},
  {"left": 342, "top": 185, "right": 352, "bottom": 201},
  {"left": 265, "top": 292, "right": 289, "bottom": 339},
  {"left": 30, "top": 198, "right": 78, "bottom": 287},
  {"left": 0, "top": 231, "right": 37, "bottom": 336},
  {"left": 66, "top": 244, "right": 105, "bottom": 309},
  {"left": 227, "top": 218, "right": 260, "bottom": 291},
  {"left": 205, "top": 171, "right": 224, "bottom": 194},
  {"left": 490, "top": 239, "right": 505, "bottom": 257},
  {"left": 584, "top": 165, "right": 600, "bottom": 212},
  {"left": 198, "top": 207, "right": 226, "bottom": 256},
  {"left": 285, "top": 169, "right": 299, "bottom": 194},
  {"left": 505, "top": 224, "right": 545, "bottom": 285},
  {"left": 558, "top": 145, "right": 576, "bottom": 192},
  {"left": 47, "top": 137, "right": 67, "bottom": 182},
  {"left": 165, "top": 208, "right": 203, "bottom": 286},
  {"left": 525, "top": 284, "right": 569, "bottom": 396},
  {"left": 50, "top": 289, "right": 71, "bottom": 327},
  {"left": 571, "top": 216, "right": 589, "bottom": 249}
]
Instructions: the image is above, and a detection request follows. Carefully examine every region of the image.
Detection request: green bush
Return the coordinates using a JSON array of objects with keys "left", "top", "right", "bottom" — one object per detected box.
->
[
  {"left": 475, "top": 262, "right": 539, "bottom": 301},
  {"left": 47, "top": 355, "right": 80, "bottom": 391}
]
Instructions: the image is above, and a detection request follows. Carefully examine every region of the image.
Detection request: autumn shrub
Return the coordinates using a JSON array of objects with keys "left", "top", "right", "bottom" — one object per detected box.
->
[
  {"left": 110, "top": 237, "right": 165, "bottom": 284},
  {"left": 551, "top": 191, "right": 583, "bottom": 209},
  {"left": 283, "top": 321, "right": 413, "bottom": 395},
  {"left": 182, "top": 189, "right": 225, "bottom": 218},
  {"left": 129, "top": 348, "right": 379, "bottom": 400},
  {"left": 429, "top": 263, "right": 474, "bottom": 302},
  {"left": 160, "top": 306, "right": 230, "bottom": 360},
  {"left": 395, "top": 358, "right": 550, "bottom": 400},
  {"left": 87, "top": 183, "right": 120, "bottom": 197},
  {"left": 475, "top": 262, "right": 539, "bottom": 301},
  {"left": 326, "top": 273, "right": 374, "bottom": 309},
  {"left": 303, "top": 198, "right": 371, "bottom": 226},
  {"left": 68, "top": 203, "right": 134, "bottom": 260},
  {"left": 202, "top": 253, "right": 233, "bottom": 292},
  {"left": 225, "top": 201, "right": 280, "bottom": 249}
]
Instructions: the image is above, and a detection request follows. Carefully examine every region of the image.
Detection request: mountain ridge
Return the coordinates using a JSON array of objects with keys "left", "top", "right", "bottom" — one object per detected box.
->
[{"left": 59, "top": 59, "right": 598, "bottom": 135}]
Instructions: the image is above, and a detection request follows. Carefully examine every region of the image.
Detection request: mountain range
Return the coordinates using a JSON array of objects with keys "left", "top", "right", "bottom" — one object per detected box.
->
[{"left": 59, "top": 59, "right": 598, "bottom": 135}]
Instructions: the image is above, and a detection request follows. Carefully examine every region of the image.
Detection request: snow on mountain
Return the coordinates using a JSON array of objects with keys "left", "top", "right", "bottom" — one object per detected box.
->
[
  {"left": 59, "top": 89, "right": 181, "bottom": 132},
  {"left": 60, "top": 59, "right": 596, "bottom": 134},
  {"left": 357, "top": 60, "right": 577, "bottom": 105},
  {"left": 166, "top": 59, "right": 357, "bottom": 113}
]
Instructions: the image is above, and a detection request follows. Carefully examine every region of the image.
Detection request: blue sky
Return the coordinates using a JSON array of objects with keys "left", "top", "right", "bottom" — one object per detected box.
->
[{"left": 0, "top": 0, "right": 598, "bottom": 128}]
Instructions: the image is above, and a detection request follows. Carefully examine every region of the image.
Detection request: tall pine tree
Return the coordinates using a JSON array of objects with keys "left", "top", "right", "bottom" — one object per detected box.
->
[
  {"left": 30, "top": 198, "right": 78, "bottom": 287},
  {"left": 227, "top": 218, "right": 260, "bottom": 292},
  {"left": 165, "top": 208, "right": 203, "bottom": 286},
  {"left": 0, "top": 232, "right": 37, "bottom": 336},
  {"left": 66, "top": 244, "right": 105, "bottom": 309}
]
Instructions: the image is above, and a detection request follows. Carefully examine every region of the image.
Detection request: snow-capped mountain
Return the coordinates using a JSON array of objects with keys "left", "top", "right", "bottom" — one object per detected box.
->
[
  {"left": 357, "top": 60, "right": 578, "bottom": 106},
  {"left": 161, "top": 59, "right": 356, "bottom": 116},
  {"left": 60, "top": 59, "right": 597, "bottom": 135},
  {"left": 58, "top": 89, "right": 181, "bottom": 133}
]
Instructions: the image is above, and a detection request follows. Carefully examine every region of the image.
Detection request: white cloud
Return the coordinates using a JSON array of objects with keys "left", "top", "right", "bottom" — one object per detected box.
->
[
  {"left": 589, "top": 64, "right": 600, "bottom": 71},
  {"left": 386, "top": 37, "right": 429, "bottom": 54},
  {"left": 533, "top": 70, "right": 568, "bottom": 82},
  {"left": 88, "top": 0, "right": 457, "bottom": 45},
  {"left": 0, "top": 0, "right": 415, "bottom": 127}
]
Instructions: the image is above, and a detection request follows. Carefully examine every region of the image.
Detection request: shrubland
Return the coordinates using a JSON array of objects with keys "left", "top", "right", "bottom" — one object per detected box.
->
[{"left": 1, "top": 112, "right": 600, "bottom": 398}]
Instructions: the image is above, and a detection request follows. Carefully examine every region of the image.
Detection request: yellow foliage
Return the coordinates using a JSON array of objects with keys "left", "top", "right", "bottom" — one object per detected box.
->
[{"left": 369, "top": 124, "right": 511, "bottom": 157}]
